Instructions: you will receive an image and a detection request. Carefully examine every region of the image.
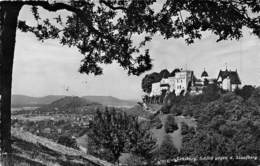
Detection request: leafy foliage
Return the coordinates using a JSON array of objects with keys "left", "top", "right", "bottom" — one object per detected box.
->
[
  {"left": 180, "top": 122, "right": 194, "bottom": 136},
  {"left": 150, "top": 116, "right": 163, "bottom": 129},
  {"left": 155, "top": 135, "right": 178, "bottom": 161},
  {"left": 141, "top": 72, "right": 161, "bottom": 93},
  {"left": 235, "top": 85, "right": 255, "bottom": 100},
  {"left": 124, "top": 154, "right": 145, "bottom": 166},
  {"left": 88, "top": 108, "right": 127, "bottom": 163},
  {"left": 164, "top": 115, "right": 178, "bottom": 133},
  {"left": 157, "top": 86, "right": 260, "bottom": 165},
  {"left": 180, "top": 91, "right": 260, "bottom": 166},
  {"left": 202, "top": 83, "right": 221, "bottom": 102},
  {"left": 15, "top": 0, "right": 260, "bottom": 76},
  {"left": 141, "top": 69, "right": 178, "bottom": 94},
  {"left": 57, "top": 135, "right": 79, "bottom": 149},
  {"left": 159, "top": 69, "right": 170, "bottom": 78},
  {"left": 158, "top": 0, "right": 260, "bottom": 43},
  {"left": 161, "top": 93, "right": 187, "bottom": 115},
  {"left": 88, "top": 108, "right": 156, "bottom": 163},
  {"left": 126, "top": 121, "right": 157, "bottom": 162},
  {"left": 170, "top": 68, "right": 181, "bottom": 77}
]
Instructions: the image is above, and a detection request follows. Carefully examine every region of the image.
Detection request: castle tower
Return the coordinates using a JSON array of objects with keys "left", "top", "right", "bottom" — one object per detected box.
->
[{"left": 201, "top": 68, "right": 209, "bottom": 85}]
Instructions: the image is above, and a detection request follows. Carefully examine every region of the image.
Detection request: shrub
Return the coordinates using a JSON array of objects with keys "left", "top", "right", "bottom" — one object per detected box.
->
[
  {"left": 155, "top": 135, "right": 178, "bottom": 161},
  {"left": 188, "top": 94, "right": 204, "bottom": 104},
  {"left": 169, "top": 105, "right": 183, "bottom": 116},
  {"left": 160, "top": 105, "right": 170, "bottom": 114},
  {"left": 164, "top": 91, "right": 176, "bottom": 107},
  {"left": 150, "top": 116, "right": 163, "bottom": 129},
  {"left": 235, "top": 85, "right": 255, "bottom": 100},
  {"left": 182, "top": 107, "right": 193, "bottom": 117},
  {"left": 124, "top": 154, "right": 145, "bottom": 166},
  {"left": 57, "top": 136, "right": 78, "bottom": 149},
  {"left": 202, "top": 83, "right": 220, "bottom": 102},
  {"left": 181, "top": 122, "right": 191, "bottom": 135},
  {"left": 180, "top": 122, "right": 196, "bottom": 138},
  {"left": 88, "top": 108, "right": 157, "bottom": 163},
  {"left": 164, "top": 115, "right": 178, "bottom": 133}
]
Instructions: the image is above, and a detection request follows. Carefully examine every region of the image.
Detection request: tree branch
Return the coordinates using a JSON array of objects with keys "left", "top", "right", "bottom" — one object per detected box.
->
[
  {"left": 99, "top": 0, "right": 127, "bottom": 11},
  {"left": 22, "top": 1, "right": 116, "bottom": 43}
]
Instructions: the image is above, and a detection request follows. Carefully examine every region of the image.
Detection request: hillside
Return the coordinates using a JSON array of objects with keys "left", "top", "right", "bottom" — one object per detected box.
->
[
  {"left": 12, "top": 96, "right": 103, "bottom": 119},
  {"left": 6, "top": 128, "right": 114, "bottom": 166},
  {"left": 12, "top": 95, "right": 137, "bottom": 108},
  {"left": 11, "top": 95, "right": 65, "bottom": 107},
  {"left": 46, "top": 96, "right": 100, "bottom": 109},
  {"left": 82, "top": 96, "right": 137, "bottom": 107},
  {"left": 26, "top": 96, "right": 103, "bottom": 117},
  {"left": 151, "top": 114, "right": 197, "bottom": 151},
  {"left": 124, "top": 104, "right": 153, "bottom": 118}
]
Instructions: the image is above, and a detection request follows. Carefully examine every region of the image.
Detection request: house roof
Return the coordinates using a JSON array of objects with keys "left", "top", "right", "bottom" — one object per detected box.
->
[
  {"left": 217, "top": 69, "right": 241, "bottom": 84},
  {"left": 201, "top": 70, "right": 208, "bottom": 77}
]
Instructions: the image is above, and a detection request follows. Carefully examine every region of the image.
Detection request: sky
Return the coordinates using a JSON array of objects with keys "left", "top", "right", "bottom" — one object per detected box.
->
[{"left": 12, "top": 5, "right": 260, "bottom": 100}]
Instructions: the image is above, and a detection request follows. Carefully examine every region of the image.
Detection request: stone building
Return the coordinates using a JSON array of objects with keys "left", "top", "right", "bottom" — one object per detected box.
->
[
  {"left": 217, "top": 69, "right": 241, "bottom": 91},
  {"left": 150, "top": 69, "right": 194, "bottom": 97},
  {"left": 148, "top": 68, "right": 242, "bottom": 99},
  {"left": 174, "top": 70, "right": 194, "bottom": 95}
]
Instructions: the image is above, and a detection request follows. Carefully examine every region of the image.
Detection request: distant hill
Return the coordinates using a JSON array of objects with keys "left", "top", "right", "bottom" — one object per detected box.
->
[
  {"left": 46, "top": 96, "right": 100, "bottom": 110},
  {"left": 12, "top": 95, "right": 138, "bottom": 108},
  {"left": 11, "top": 95, "right": 65, "bottom": 107},
  {"left": 82, "top": 96, "right": 137, "bottom": 107},
  {"left": 21, "top": 96, "right": 103, "bottom": 116}
]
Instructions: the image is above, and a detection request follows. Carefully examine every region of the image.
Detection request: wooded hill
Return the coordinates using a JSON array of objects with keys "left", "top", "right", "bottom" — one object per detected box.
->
[{"left": 11, "top": 95, "right": 137, "bottom": 108}]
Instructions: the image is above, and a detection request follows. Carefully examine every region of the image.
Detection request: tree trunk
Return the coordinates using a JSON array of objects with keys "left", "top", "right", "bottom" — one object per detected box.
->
[{"left": 0, "top": 3, "right": 22, "bottom": 166}]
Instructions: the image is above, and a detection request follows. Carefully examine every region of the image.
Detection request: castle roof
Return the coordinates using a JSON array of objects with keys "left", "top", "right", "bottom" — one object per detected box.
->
[
  {"left": 201, "top": 69, "right": 208, "bottom": 77},
  {"left": 217, "top": 69, "right": 241, "bottom": 84}
]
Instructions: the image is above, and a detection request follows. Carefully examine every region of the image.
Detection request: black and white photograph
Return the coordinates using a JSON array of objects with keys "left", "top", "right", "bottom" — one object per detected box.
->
[{"left": 0, "top": 0, "right": 260, "bottom": 166}]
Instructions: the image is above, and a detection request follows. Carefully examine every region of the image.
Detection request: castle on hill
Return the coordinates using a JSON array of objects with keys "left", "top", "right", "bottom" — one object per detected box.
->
[{"left": 149, "top": 68, "right": 241, "bottom": 97}]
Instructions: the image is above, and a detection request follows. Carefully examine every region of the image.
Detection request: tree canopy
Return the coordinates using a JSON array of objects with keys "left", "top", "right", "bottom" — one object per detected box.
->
[
  {"left": 13, "top": 0, "right": 260, "bottom": 76},
  {"left": 141, "top": 69, "right": 176, "bottom": 93},
  {"left": 170, "top": 68, "right": 181, "bottom": 77},
  {"left": 141, "top": 72, "right": 161, "bottom": 93},
  {"left": 159, "top": 69, "right": 170, "bottom": 78},
  {"left": 179, "top": 90, "right": 260, "bottom": 166},
  {"left": 155, "top": 135, "right": 178, "bottom": 162},
  {"left": 88, "top": 108, "right": 156, "bottom": 164},
  {"left": 57, "top": 135, "right": 79, "bottom": 149}
]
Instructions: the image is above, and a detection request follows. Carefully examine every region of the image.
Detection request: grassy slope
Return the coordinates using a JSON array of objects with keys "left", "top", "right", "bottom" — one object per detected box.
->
[
  {"left": 151, "top": 114, "right": 197, "bottom": 151},
  {"left": 9, "top": 128, "right": 114, "bottom": 166}
]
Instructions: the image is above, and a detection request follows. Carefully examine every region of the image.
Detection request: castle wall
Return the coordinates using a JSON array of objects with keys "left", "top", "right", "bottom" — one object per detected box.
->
[
  {"left": 174, "top": 71, "right": 193, "bottom": 95},
  {"left": 150, "top": 82, "right": 161, "bottom": 97},
  {"left": 222, "top": 77, "right": 231, "bottom": 91}
]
